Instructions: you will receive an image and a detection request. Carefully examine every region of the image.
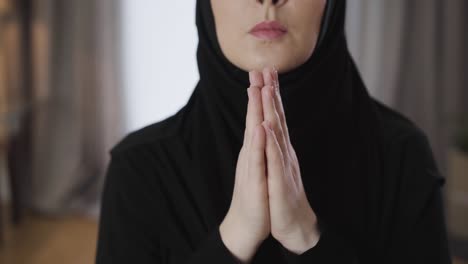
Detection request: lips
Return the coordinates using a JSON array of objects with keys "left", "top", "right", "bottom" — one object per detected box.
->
[{"left": 249, "top": 20, "right": 288, "bottom": 40}]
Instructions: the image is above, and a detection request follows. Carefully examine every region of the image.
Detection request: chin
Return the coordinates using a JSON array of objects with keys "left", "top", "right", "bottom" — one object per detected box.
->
[{"left": 246, "top": 57, "right": 292, "bottom": 73}]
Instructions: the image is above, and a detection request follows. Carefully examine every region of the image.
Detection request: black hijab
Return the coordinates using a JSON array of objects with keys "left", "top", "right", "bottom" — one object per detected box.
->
[{"left": 179, "top": 0, "right": 386, "bottom": 262}]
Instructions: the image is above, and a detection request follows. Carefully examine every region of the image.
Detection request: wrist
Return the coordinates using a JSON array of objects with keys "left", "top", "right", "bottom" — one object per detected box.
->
[
  {"left": 279, "top": 218, "right": 321, "bottom": 255},
  {"left": 219, "top": 221, "right": 261, "bottom": 263}
]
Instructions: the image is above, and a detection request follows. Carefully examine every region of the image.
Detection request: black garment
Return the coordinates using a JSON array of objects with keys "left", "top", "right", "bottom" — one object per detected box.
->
[
  {"left": 94, "top": 101, "right": 451, "bottom": 264},
  {"left": 96, "top": 0, "right": 452, "bottom": 263}
]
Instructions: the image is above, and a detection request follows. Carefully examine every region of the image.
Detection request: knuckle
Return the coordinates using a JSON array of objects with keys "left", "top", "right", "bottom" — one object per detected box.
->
[{"left": 271, "top": 121, "right": 281, "bottom": 134}]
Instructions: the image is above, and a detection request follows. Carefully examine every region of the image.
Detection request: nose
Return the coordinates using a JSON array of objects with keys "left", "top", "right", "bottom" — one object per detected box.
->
[{"left": 257, "top": 0, "right": 287, "bottom": 7}]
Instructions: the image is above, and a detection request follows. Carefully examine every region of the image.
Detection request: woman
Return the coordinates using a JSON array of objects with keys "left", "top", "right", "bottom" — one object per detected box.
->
[{"left": 96, "top": 0, "right": 452, "bottom": 263}]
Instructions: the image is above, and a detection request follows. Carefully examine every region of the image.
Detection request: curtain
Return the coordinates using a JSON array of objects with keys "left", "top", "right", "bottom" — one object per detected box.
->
[
  {"left": 346, "top": 0, "right": 467, "bottom": 176},
  {"left": 28, "top": 0, "right": 123, "bottom": 214},
  {"left": 345, "top": 0, "right": 468, "bottom": 258}
]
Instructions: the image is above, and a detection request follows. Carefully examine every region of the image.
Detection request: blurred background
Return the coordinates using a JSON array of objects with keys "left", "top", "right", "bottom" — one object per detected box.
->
[{"left": 0, "top": 0, "right": 467, "bottom": 263}]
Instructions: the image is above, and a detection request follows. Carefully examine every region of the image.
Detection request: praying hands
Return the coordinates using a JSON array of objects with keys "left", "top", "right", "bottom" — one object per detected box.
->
[{"left": 220, "top": 67, "right": 321, "bottom": 264}]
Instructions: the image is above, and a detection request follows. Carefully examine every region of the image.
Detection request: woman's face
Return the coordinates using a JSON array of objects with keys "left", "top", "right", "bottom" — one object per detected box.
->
[{"left": 210, "top": 0, "right": 327, "bottom": 74}]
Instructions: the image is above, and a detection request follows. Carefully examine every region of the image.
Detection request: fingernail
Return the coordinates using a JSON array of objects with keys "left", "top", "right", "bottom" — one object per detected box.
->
[
  {"left": 249, "top": 71, "right": 254, "bottom": 84},
  {"left": 270, "top": 68, "right": 279, "bottom": 93}
]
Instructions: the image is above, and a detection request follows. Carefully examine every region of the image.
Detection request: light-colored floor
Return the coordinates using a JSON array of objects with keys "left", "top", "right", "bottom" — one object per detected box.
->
[
  {"left": 0, "top": 206, "right": 467, "bottom": 264},
  {"left": 0, "top": 208, "right": 98, "bottom": 264}
]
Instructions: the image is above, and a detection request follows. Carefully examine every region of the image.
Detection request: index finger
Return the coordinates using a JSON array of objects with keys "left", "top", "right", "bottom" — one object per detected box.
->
[
  {"left": 263, "top": 67, "right": 290, "bottom": 144},
  {"left": 244, "top": 71, "right": 264, "bottom": 147}
]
